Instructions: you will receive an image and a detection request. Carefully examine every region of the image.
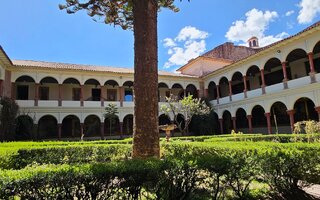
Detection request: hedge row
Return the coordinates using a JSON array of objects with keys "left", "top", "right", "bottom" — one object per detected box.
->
[
  {"left": 1, "top": 142, "right": 320, "bottom": 199},
  {"left": 0, "top": 144, "right": 131, "bottom": 170}
]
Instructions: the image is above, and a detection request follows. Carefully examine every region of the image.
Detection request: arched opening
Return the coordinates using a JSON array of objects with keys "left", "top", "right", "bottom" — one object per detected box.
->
[
  {"left": 105, "top": 80, "right": 119, "bottom": 101},
  {"left": 158, "top": 82, "right": 170, "bottom": 102},
  {"left": 252, "top": 105, "right": 267, "bottom": 133},
  {"left": 62, "top": 78, "right": 81, "bottom": 101},
  {"left": 236, "top": 108, "right": 248, "bottom": 132},
  {"left": 219, "top": 77, "right": 229, "bottom": 98},
  {"left": 286, "top": 49, "right": 308, "bottom": 80},
  {"left": 39, "top": 77, "right": 59, "bottom": 100},
  {"left": 15, "top": 75, "right": 35, "bottom": 100},
  {"left": 84, "top": 79, "right": 101, "bottom": 101},
  {"left": 15, "top": 115, "right": 34, "bottom": 140},
  {"left": 231, "top": 72, "right": 244, "bottom": 95},
  {"left": 212, "top": 112, "right": 220, "bottom": 134},
  {"left": 159, "top": 114, "right": 171, "bottom": 133},
  {"left": 264, "top": 58, "right": 283, "bottom": 86},
  {"left": 84, "top": 115, "right": 101, "bottom": 137},
  {"left": 123, "top": 114, "right": 133, "bottom": 135},
  {"left": 104, "top": 115, "right": 120, "bottom": 136},
  {"left": 62, "top": 115, "right": 81, "bottom": 138},
  {"left": 312, "top": 41, "right": 320, "bottom": 73},
  {"left": 171, "top": 83, "right": 184, "bottom": 100},
  {"left": 222, "top": 110, "right": 232, "bottom": 134},
  {"left": 123, "top": 81, "right": 133, "bottom": 102},
  {"left": 246, "top": 65, "right": 261, "bottom": 91},
  {"left": 208, "top": 81, "right": 218, "bottom": 100},
  {"left": 186, "top": 84, "right": 198, "bottom": 98},
  {"left": 38, "top": 115, "right": 58, "bottom": 139},
  {"left": 175, "top": 114, "right": 185, "bottom": 134},
  {"left": 294, "top": 97, "right": 318, "bottom": 122},
  {"left": 270, "top": 102, "right": 290, "bottom": 133}
]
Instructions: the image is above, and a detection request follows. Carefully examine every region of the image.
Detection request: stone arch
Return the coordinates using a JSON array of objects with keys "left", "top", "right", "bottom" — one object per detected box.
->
[
  {"left": 62, "top": 77, "right": 81, "bottom": 85},
  {"left": 208, "top": 81, "right": 218, "bottom": 100},
  {"left": 104, "top": 115, "right": 120, "bottom": 136},
  {"left": 186, "top": 84, "right": 198, "bottom": 98},
  {"left": 123, "top": 81, "right": 133, "bottom": 102},
  {"left": 222, "top": 110, "right": 232, "bottom": 134},
  {"left": 123, "top": 114, "right": 133, "bottom": 135},
  {"left": 219, "top": 77, "right": 229, "bottom": 98},
  {"left": 62, "top": 78, "right": 81, "bottom": 101},
  {"left": 38, "top": 115, "right": 58, "bottom": 139},
  {"left": 235, "top": 108, "right": 248, "bottom": 131},
  {"left": 172, "top": 83, "right": 184, "bottom": 100},
  {"left": 158, "top": 82, "right": 170, "bottom": 102},
  {"left": 212, "top": 111, "right": 220, "bottom": 134},
  {"left": 84, "top": 79, "right": 101, "bottom": 101},
  {"left": 285, "top": 49, "right": 308, "bottom": 80},
  {"left": 39, "top": 77, "right": 59, "bottom": 101},
  {"left": 246, "top": 65, "right": 261, "bottom": 91},
  {"left": 312, "top": 41, "right": 320, "bottom": 73},
  {"left": 15, "top": 75, "right": 36, "bottom": 100},
  {"left": 15, "top": 115, "right": 34, "bottom": 140},
  {"left": 270, "top": 101, "right": 290, "bottom": 133},
  {"left": 294, "top": 97, "right": 318, "bottom": 122},
  {"left": 251, "top": 105, "right": 267, "bottom": 133},
  {"left": 84, "top": 115, "right": 101, "bottom": 137},
  {"left": 62, "top": 115, "right": 81, "bottom": 138},
  {"left": 231, "top": 71, "right": 244, "bottom": 95},
  {"left": 264, "top": 57, "right": 283, "bottom": 86},
  {"left": 15, "top": 75, "right": 36, "bottom": 83}
]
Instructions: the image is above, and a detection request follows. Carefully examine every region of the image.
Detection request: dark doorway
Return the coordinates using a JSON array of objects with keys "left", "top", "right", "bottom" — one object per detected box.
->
[
  {"left": 17, "top": 85, "right": 29, "bottom": 100},
  {"left": 92, "top": 88, "right": 101, "bottom": 101}
]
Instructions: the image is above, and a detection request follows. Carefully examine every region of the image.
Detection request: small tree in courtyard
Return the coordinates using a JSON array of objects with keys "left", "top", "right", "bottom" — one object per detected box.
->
[
  {"left": 104, "top": 103, "right": 119, "bottom": 136},
  {"left": 0, "top": 97, "right": 19, "bottom": 141},
  {"left": 161, "top": 95, "right": 211, "bottom": 136}
]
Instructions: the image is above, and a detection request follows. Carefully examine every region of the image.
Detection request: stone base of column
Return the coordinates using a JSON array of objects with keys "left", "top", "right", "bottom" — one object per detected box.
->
[
  {"left": 261, "top": 85, "right": 266, "bottom": 94},
  {"left": 309, "top": 72, "right": 316, "bottom": 83},
  {"left": 283, "top": 79, "right": 288, "bottom": 89}
]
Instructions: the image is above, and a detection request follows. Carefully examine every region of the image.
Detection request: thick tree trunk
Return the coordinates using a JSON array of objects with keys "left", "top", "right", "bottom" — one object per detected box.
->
[{"left": 132, "top": 0, "right": 160, "bottom": 158}]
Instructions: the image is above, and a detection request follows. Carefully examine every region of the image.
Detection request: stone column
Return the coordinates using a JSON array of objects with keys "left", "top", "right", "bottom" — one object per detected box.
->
[
  {"left": 100, "top": 122, "right": 105, "bottom": 139},
  {"left": 247, "top": 115, "right": 253, "bottom": 133},
  {"left": 281, "top": 62, "right": 288, "bottom": 89},
  {"left": 34, "top": 83, "right": 39, "bottom": 106},
  {"left": 243, "top": 75, "right": 248, "bottom": 98},
  {"left": 315, "top": 107, "right": 320, "bottom": 122},
  {"left": 119, "top": 86, "right": 124, "bottom": 107},
  {"left": 287, "top": 110, "right": 295, "bottom": 132},
  {"left": 260, "top": 69, "right": 266, "bottom": 94},
  {"left": 80, "top": 85, "right": 84, "bottom": 107},
  {"left": 11, "top": 82, "right": 16, "bottom": 100},
  {"left": 119, "top": 122, "right": 123, "bottom": 139},
  {"left": 228, "top": 81, "right": 232, "bottom": 101},
  {"left": 232, "top": 117, "right": 237, "bottom": 132},
  {"left": 58, "top": 84, "right": 62, "bottom": 106},
  {"left": 100, "top": 85, "right": 105, "bottom": 107},
  {"left": 219, "top": 119, "right": 223, "bottom": 134},
  {"left": 265, "top": 112, "right": 272, "bottom": 134},
  {"left": 308, "top": 52, "right": 316, "bottom": 83},
  {"left": 216, "top": 85, "right": 220, "bottom": 104},
  {"left": 58, "top": 123, "right": 62, "bottom": 140}
]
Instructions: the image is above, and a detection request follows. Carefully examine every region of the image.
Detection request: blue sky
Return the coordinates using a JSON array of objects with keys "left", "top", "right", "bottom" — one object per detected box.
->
[{"left": 0, "top": 0, "right": 320, "bottom": 72}]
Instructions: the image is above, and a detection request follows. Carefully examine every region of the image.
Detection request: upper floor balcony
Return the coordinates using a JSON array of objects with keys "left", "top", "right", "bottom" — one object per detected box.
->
[
  {"left": 13, "top": 78, "right": 199, "bottom": 108},
  {"left": 207, "top": 41, "right": 320, "bottom": 106}
]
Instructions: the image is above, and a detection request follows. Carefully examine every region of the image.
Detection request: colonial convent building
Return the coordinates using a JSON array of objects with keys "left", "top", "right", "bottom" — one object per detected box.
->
[{"left": 0, "top": 21, "right": 320, "bottom": 140}]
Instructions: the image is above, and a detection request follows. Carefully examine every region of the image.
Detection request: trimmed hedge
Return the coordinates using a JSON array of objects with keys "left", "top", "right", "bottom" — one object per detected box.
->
[{"left": 1, "top": 141, "right": 320, "bottom": 199}]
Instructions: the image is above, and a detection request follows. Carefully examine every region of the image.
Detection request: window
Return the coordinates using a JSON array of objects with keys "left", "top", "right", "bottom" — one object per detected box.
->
[
  {"left": 39, "top": 87, "right": 49, "bottom": 100},
  {"left": 107, "top": 89, "right": 117, "bottom": 101},
  {"left": 72, "top": 88, "right": 81, "bottom": 101},
  {"left": 17, "top": 85, "right": 28, "bottom": 100}
]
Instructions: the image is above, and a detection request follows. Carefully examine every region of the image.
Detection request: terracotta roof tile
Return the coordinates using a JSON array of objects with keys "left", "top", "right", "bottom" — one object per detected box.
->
[{"left": 12, "top": 60, "right": 198, "bottom": 78}]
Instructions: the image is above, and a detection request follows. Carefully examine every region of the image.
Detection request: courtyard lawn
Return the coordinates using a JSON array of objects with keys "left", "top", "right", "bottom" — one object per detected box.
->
[{"left": 0, "top": 134, "right": 320, "bottom": 199}]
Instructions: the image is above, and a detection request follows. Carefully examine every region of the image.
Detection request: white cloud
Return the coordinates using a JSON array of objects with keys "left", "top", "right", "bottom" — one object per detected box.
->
[
  {"left": 285, "top": 10, "right": 295, "bottom": 17},
  {"left": 225, "top": 8, "right": 288, "bottom": 47},
  {"left": 163, "top": 26, "right": 209, "bottom": 69},
  {"left": 297, "top": 0, "right": 320, "bottom": 24}
]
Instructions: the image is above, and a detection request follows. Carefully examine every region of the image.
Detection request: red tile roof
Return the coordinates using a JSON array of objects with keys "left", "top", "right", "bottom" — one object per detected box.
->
[{"left": 12, "top": 60, "right": 198, "bottom": 78}]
